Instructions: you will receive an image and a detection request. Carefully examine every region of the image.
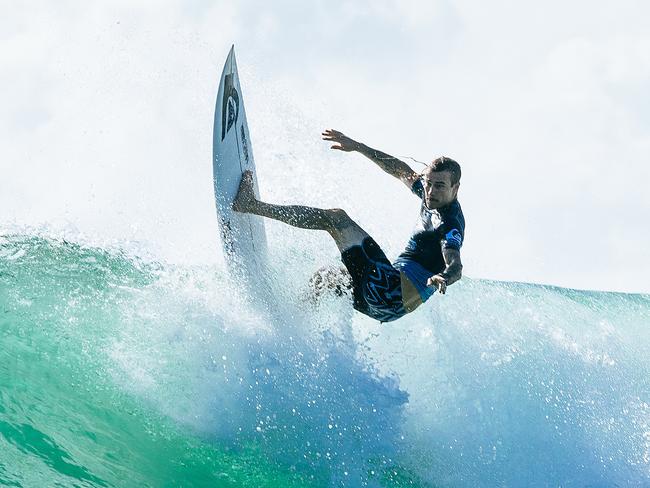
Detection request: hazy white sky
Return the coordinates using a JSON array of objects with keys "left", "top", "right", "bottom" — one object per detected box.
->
[{"left": 1, "top": 1, "right": 648, "bottom": 293}]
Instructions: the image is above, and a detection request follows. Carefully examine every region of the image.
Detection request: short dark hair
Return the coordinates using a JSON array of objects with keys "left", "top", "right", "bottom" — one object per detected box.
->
[{"left": 428, "top": 156, "right": 461, "bottom": 185}]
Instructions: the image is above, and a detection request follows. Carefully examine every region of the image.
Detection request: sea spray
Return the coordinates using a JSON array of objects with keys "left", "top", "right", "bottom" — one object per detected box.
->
[
  {"left": 1, "top": 234, "right": 411, "bottom": 487},
  {"left": 2, "top": 232, "right": 649, "bottom": 487}
]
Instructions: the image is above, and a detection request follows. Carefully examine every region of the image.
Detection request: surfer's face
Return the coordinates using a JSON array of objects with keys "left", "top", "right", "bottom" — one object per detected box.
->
[{"left": 421, "top": 170, "right": 459, "bottom": 209}]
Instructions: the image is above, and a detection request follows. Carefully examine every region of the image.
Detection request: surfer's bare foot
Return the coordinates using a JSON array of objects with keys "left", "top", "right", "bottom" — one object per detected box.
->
[{"left": 232, "top": 170, "right": 257, "bottom": 213}]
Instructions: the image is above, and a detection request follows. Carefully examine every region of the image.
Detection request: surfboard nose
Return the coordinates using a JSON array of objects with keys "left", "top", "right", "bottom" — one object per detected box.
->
[{"left": 223, "top": 44, "right": 237, "bottom": 75}]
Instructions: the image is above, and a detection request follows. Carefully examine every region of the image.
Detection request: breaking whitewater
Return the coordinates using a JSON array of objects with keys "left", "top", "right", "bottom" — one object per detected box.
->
[{"left": 1, "top": 232, "right": 649, "bottom": 487}]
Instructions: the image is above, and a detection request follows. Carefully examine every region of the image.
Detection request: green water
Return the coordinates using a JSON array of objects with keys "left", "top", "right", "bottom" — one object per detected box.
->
[
  {"left": 3, "top": 234, "right": 649, "bottom": 487},
  {"left": 0, "top": 236, "right": 319, "bottom": 487},
  {"left": 1, "top": 235, "right": 429, "bottom": 487}
]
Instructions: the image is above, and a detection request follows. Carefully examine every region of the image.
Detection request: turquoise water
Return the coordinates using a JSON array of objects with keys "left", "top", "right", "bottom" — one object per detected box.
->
[{"left": 1, "top": 233, "right": 649, "bottom": 487}]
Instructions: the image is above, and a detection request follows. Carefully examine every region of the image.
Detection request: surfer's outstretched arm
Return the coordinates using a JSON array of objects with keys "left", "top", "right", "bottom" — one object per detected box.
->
[{"left": 322, "top": 129, "right": 419, "bottom": 189}]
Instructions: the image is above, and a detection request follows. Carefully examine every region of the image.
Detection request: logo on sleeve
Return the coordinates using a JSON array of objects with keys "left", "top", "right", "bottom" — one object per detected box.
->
[{"left": 445, "top": 229, "right": 463, "bottom": 248}]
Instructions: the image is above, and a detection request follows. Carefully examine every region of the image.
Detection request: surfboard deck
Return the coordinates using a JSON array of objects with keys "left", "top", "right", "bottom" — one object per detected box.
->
[{"left": 213, "top": 46, "right": 268, "bottom": 286}]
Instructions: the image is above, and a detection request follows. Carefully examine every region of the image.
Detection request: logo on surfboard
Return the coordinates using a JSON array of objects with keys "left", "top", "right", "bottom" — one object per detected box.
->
[
  {"left": 241, "top": 125, "right": 249, "bottom": 162},
  {"left": 221, "top": 74, "right": 240, "bottom": 141}
]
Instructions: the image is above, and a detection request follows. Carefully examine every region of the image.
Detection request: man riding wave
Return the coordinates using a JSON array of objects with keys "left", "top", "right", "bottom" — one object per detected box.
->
[{"left": 233, "top": 129, "right": 465, "bottom": 322}]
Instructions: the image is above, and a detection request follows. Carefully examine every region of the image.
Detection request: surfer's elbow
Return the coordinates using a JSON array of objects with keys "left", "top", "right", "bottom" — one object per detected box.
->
[
  {"left": 445, "top": 262, "right": 463, "bottom": 286},
  {"left": 448, "top": 266, "right": 462, "bottom": 285}
]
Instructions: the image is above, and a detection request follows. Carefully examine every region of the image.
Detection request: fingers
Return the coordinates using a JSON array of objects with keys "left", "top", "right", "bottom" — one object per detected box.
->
[
  {"left": 438, "top": 282, "right": 447, "bottom": 294},
  {"left": 427, "top": 276, "right": 447, "bottom": 294},
  {"left": 322, "top": 129, "right": 355, "bottom": 153},
  {"left": 321, "top": 128, "right": 343, "bottom": 141}
]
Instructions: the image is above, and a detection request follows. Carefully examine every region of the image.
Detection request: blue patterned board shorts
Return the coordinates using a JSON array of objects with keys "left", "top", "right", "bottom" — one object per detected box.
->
[{"left": 340, "top": 237, "right": 407, "bottom": 322}]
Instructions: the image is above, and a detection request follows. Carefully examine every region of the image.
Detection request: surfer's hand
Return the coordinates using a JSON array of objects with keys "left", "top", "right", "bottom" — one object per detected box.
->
[
  {"left": 322, "top": 129, "right": 359, "bottom": 152},
  {"left": 427, "top": 274, "right": 448, "bottom": 294}
]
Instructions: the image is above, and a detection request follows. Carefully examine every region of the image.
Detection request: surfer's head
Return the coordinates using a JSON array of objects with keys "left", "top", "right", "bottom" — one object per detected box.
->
[{"left": 421, "top": 156, "right": 461, "bottom": 209}]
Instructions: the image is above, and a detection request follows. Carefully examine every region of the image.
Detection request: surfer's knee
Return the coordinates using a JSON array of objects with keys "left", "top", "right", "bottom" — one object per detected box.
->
[
  {"left": 326, "top": 208, "right": 353, "bottom": 229},
  {"left": 325, "top": 209, "right": 369, "bottom": 251}
]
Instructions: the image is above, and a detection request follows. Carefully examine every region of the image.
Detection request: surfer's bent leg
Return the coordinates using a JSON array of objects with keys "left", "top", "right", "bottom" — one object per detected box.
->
[
  {"left": 232, "top": 171, "right": 407, "bottom": 322},
  {"left": 249, "top": 204, "right": 368, "bottom": 252},
  {"left": 233, "top": 171, "right": 368, "bottom": 251}
]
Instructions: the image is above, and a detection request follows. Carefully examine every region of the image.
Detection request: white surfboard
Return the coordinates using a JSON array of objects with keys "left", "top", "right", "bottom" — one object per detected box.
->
[{"left": 213, "top": 46, "right": 268, "bottom": 288}]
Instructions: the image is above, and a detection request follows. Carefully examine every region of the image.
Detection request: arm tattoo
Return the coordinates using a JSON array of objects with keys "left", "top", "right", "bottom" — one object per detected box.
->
[{"left": 357, "top": 144, "right": 416, "bottom": 183}]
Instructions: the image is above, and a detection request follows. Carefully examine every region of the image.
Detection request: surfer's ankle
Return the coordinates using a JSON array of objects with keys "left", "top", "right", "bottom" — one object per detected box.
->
[
  {"left": 232, "top": 173, "right": 256, "bottom": 212},
  {"left": 232, "top": 193, "right": 251, "bottom": 212}
]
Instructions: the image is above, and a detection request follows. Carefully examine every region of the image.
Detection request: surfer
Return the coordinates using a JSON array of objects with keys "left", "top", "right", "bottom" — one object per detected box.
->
[{"left": 232, "top": 129, "right": 464, "bottom": 322}]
